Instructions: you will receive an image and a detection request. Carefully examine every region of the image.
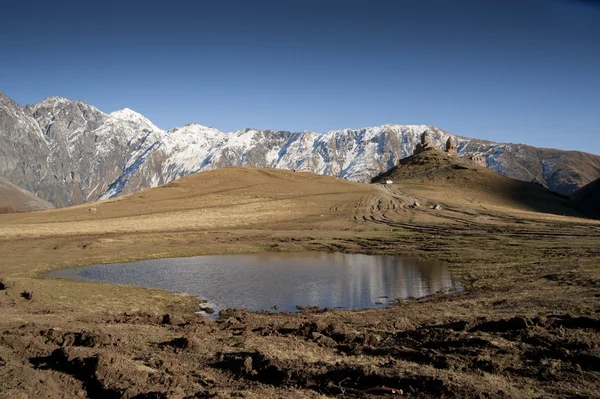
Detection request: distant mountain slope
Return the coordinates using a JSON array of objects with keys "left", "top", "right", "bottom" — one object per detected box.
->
[
  {"left": 0, "top": 91, "right": 163, "bottom": 207},
  {"left": 466, "top": 142, "right": 600, "bottom": 195},
  {"left": 374, "top": 149, "right": 587, "bottom": 218},
  {"left": 1, "top": 90, "right": 599, "bottom": 207},
  {"left": 572, "top": 177, "right": 600, "bottom": 217},
  {"left": 0, "top": 176, "right": 53, "bottom": 212}
]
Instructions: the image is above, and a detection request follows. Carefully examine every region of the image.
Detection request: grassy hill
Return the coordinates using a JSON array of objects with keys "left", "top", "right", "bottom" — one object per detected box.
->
[
  {"left": 3, "top": 163, "right": 592, "bottom": 240},
  {"left": 0, "top": 167, "right": 374, "bottom": 238},
  {"left": 572, "top": 177, "right": 600, "bottom": 217},
  {"left": 373, "top": 149, "right": 588, "bottom": 218},
  {"left": 0, "top": 176, "right": 53, "bottom": 213}
]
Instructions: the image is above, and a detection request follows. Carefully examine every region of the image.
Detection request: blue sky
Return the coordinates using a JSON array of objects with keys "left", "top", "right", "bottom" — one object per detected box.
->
[{"left": 1, "top": 0, "right": 599, "bottom": 154}]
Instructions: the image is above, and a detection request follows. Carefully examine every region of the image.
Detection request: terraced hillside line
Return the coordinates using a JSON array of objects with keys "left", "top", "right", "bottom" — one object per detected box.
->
[{"left": 348, "top": 186, "right": 408, "bottom": 224}]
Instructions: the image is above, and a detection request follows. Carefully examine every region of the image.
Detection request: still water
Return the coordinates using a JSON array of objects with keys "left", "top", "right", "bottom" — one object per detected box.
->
[{"left": 47, "top": 252, "right": 461, "bottom": 314}]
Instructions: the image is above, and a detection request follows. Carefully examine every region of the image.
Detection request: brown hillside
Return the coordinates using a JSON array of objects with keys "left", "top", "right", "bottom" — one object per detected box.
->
[
  {"left": 1, "top": 166, "right": 600, "bottom": 398},
  {"left": 0, "top": 176, "right": 53, "bottom": 212},
  {"left": 373, "top": 149, "right": 588, "bottom": 218},
  {"left": 0, "top": 167, "right": 374, "bottom": 237},
  {"left": 572, "top": 177, "right": 600, "bottom": 217}
]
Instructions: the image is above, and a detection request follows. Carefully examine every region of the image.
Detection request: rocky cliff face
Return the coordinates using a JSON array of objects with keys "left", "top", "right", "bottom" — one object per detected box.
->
[
  {"left": 0, "top": 93, "right": 59, "bottom": 204},
  {"left": 0, "top": 92, "right": 163, "bottom": 206},
  {"left": 1, "top": 91, "right": 599, "bottom": 206}
]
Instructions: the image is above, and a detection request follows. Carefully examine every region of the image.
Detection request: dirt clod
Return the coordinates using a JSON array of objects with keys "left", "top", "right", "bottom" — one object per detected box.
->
[{"left": 20, "top": 290, "right": 32, "bottom": 300}]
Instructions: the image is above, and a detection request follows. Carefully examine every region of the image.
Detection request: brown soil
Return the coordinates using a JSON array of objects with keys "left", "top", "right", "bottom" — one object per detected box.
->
[{"left": 0, "top": 166, "right": 599, "bottom": 398}]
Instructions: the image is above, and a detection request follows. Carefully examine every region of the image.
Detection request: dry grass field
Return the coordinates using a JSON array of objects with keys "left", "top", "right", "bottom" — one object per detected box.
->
[{"left": 0, "top": 166, "right": 599, "bottom": 398}]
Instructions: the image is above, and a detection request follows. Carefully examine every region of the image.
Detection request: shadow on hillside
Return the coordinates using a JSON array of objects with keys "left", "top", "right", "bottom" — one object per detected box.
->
[{"left": 571, "top": 178, "right": 600, "bottom": 218}]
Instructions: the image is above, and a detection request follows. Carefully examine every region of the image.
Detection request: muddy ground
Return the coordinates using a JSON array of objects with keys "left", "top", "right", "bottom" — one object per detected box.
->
[{"left": 0, "top": 168, "right": 599, "bottom": 398}]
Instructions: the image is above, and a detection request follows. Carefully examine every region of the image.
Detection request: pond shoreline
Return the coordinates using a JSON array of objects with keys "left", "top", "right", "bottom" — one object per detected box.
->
[{"left": 45, "top": 252, "right": 462, "bottom": 314}]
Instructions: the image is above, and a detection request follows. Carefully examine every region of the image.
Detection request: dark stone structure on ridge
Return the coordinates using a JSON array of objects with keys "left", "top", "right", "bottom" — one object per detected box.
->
[
  {"left": 413, "top": 132, "right": 436, "bottom": 155},
  {"left": 411, "top": 130, "right": 487, "bottom": 167},
  {"left": 445, "top": 137, "right": 458, "bottom": 156},
  {"left": 469, "top": 155, "right": 487, "bottom": 167}
]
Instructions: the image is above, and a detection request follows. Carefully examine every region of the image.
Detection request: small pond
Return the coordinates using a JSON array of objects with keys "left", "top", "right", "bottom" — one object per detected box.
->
[{"left": 46, "top": 252, "right": 461, "bottom": 314}]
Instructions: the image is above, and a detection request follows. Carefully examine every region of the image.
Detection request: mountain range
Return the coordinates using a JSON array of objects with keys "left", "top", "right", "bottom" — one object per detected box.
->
[{"left": 1, "top": 90, "right": 599, "bottom": 208}]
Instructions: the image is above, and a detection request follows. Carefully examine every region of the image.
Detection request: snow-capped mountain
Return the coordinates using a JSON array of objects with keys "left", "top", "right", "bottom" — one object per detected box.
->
[{"left": 1, "top": 90, "right": 599, "bottom": 207}]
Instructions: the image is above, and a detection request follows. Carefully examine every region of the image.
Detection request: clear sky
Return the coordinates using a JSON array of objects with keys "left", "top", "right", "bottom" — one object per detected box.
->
[{"left": 1, "top": 0, "right": 599, "bottom": 154}]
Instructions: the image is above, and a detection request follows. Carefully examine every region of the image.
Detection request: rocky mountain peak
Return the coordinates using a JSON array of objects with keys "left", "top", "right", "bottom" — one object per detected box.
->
[
  {"left": 109, "top": 108, "right": 159, "bottom": 131},
  {"left": 172, "top": 123, "right": 224, "bottom": 135},
  {"left": 0, "top": 91, "right": 22, "bottom": 110},
  {"left": 39, "top": 95, "right": 70, "bottom": 103},
  {"left": 28, "top": 96, "right": 72, "bottom": 113}
]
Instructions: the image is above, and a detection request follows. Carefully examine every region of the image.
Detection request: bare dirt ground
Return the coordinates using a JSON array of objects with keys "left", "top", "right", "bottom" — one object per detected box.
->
[{"left": 0, "top": 167, "right": 599, "bottom": 398}]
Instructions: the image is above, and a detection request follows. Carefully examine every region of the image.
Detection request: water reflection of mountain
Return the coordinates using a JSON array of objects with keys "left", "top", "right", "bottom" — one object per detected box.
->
[
  {"left": 280, "top": 253, "right": 458, "bottom": 309},
  {"left": 47, "top": 252, "right": 460, "bottom": 312}
]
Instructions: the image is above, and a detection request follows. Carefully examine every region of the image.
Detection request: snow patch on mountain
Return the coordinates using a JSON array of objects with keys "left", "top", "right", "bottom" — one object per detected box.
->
[{"left": 110, "top": 108, "right": 160, "bottom": 132}]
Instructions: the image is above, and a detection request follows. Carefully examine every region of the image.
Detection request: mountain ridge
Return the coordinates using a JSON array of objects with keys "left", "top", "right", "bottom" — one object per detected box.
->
[{"left": 1, "top": 90, "right": 599, "bottom": 207}]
